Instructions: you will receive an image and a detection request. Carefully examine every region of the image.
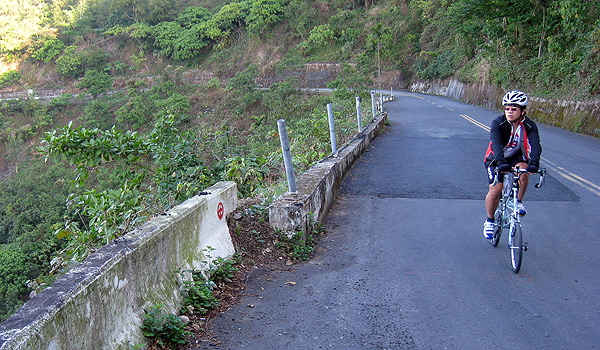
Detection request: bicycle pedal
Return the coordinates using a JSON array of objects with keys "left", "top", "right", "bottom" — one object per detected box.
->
[{"left": 523, "top": 242, "right": 528, "bottom": 251}]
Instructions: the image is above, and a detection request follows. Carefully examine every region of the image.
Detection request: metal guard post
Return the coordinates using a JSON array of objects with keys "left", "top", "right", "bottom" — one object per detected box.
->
[{"left": 277, "top": 119, "right": 297, "bottom": 193}]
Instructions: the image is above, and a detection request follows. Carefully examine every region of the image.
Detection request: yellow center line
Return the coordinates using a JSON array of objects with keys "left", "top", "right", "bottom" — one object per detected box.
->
[
  {"left": 460, "top": 114, "right": 490, "bottom": 132},
  {"left": 459, "top": 113, "right": 600, "bottom": 198},
  {"left": 542, "top": 157, "right": 600, "bottom": 194}
]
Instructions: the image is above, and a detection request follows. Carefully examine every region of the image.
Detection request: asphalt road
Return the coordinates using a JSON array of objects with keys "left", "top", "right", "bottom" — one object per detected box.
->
[{"left": 197, "top": 92, "right": 600, "bottom": 349}]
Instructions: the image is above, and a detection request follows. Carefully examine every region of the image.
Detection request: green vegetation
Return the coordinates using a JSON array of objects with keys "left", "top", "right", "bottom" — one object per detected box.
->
[
  {"left": 140, "top": 249, "right": 242, "bottom": 349},
  {"left": 0, "top": 70, "right": 21, "bottom": 88},
  {"left": 78, "top": 70, "right": 113, "bottom": 97},
  {"left": 181, "top": 274, "right": 220, "bottom": 316},
  {"left": 0, "top": 161, "right": 77, "bottom": 320},
  {"left": 203, "top": 247, "right": 240, "bottom": 284},
  {"left": 141, "top": 305, "right": 191, "bottom": 348},
  {"left": 276, "top": 221, "right": 324, "bottom": 261},
  {"left": 180, "top": 248, "right": 240, "bottom": 315},
  {"left": 1, "top": 0, "right": 599, "bottom": 324},
  {"left": 276, "top": 231, "right": 316, "bottom": 261}
]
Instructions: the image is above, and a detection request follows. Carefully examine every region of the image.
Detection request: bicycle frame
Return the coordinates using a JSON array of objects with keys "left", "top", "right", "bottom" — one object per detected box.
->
[
  {"left": 503, "top": 171, "right": 523, "bottom": 250},
  {"left": 491, "top": 166, "right": 546, "bottom": 273}
]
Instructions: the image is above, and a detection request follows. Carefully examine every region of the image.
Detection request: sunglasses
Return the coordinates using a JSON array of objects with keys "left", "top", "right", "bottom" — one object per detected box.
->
[{"left": 504, "top": 106, "right": 520, "bottom": 112}]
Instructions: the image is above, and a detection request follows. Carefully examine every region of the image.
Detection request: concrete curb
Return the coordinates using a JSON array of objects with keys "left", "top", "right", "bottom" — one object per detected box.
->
[
  {"left": 0, "top": 181, "right": 238, "bottom": 350},
  {"left": 269, "top": 113, "right": 388, "bottom": 236}
]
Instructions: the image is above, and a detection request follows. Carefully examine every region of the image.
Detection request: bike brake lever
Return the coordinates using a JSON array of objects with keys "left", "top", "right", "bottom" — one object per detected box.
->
[
  {"left": 534, "top": 168, "right": 546, "bottom": 188},
  {"left": 491, "top": 169, "right": 500, "bottom": 186}
]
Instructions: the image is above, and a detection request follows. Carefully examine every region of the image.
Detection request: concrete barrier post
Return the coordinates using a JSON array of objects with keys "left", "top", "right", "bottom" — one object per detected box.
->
[
  {"left": 277, "top": 119, "right": 297, "bottom": 193},
  {"left": 327, "top": 103, "right": 338, "bottom": 157}
]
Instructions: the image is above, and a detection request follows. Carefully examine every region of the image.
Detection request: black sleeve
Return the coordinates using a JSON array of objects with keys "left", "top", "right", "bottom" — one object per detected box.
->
[
  {"left": 489, "top": 118, "right": 506, "bottom": 165},
  {"left": 528, "top": 121, "right": 542, "bottom": 164}
]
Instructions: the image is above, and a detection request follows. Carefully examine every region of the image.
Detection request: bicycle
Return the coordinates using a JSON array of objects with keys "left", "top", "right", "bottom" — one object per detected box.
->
[{"left": 490, "top": 166, "right": 546, "bottom": 273}]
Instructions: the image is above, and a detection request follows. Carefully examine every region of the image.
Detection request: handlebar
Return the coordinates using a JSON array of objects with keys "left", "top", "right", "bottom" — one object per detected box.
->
[{"left": 491, "top": 166, "right": 546, "bottom": 189}]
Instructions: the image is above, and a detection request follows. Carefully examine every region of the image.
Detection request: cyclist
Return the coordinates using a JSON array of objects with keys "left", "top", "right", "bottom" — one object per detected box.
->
[{"left": 483, "top": 90, "right": 542, "bottom": 239}]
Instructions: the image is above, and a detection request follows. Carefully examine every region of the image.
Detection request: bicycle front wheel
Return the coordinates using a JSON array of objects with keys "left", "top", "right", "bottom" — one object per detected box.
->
[{"left": 510, "top": 224, "right": 523, "bottom": 273}]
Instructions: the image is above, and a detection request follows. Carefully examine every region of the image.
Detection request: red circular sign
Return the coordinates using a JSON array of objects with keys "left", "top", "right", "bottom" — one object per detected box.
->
[{"left": 217, "top": 202, "right": 224, "bottom": 220}]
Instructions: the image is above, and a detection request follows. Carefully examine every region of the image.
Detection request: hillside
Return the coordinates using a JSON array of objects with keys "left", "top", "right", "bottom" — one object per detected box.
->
[{"left": 1, "top": 0, "right": 600, "bottom": 326}]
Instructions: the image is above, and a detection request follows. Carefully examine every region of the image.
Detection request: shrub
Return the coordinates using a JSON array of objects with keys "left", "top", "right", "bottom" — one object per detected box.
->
[
  {"left": 216, "top": 156, "right": 268, "bottom": 197},
  {"left": 0, "top": 161, "right": 74, "bottom": 322},
  {"left": 176, "top": 7, "right": 212, "bottom": 28},
  {"left": 49, "top": 94, "right": 73, "bottom": 110},
  {"left": 307, "top": 24, "right": 336, "bottom": 46},
  {"left": 246, "top": 0, "right": 286, "bottom": 35},
  {"left": 82, "top": 99, "right": 114, "bottom": 129},
  {"left": 225, "top": 64, "right": 258, "bottom": 92},
  {"left": 414, "top": 50, "right": 459, "bottom": 80},
  {"left": 155, "top": 93, "right": 191, "bottom": 121},
  {"left": 181, "top": 272, "right": 219, "bottom": 314},
  {"left": 141, "top": 305, "right": 191, "bottom": 347},
  {"left": 115, "top": 95, "right": 154, "bottom": 129},
  {"left": 80, "top": 49, "right": 109, "bottom": 71},
  {"left": 56, "top": 46, "right": 84, "bottom": 78},
  {"left": 202, "top": 247, "right": 240, "bottom": 284},
  {"left": 0, "top": 70, "right": 21, "bottom": 88},
  {"left": 208, "top": 255, "right": 239, "bottom": 284},
  {"left": 0, "top": 245, "right": 30, "bottom": 322},
  {"left": 31, "top": 38, "right": 65, "bottom": 62},
  {"left": 78, "top": 70, "right": 113, "bottom": 97},
  {"left": 275, "top": 231, "right": 315, "bottom": 261}
]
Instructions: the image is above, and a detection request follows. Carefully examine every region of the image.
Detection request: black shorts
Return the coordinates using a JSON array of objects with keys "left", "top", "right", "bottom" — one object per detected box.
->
[{"left": 486, "top": 152, "right": 528, "bottom": 184}]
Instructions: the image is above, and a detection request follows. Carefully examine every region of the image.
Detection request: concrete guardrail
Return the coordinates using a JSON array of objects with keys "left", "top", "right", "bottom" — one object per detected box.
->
[
  {"left": 0, "top": 181, "right": 238, "bottom": 350},
  {"left": 0, "top": 105, "right": 389, "bottom": 349},
  {"left": 269, "top": 111, "right": 388, "bottom": 237}
]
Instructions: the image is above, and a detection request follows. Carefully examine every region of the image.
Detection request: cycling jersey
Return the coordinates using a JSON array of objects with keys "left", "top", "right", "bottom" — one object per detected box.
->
[{"left": 484, "top": 114, "right": 542, "bottom": 168}]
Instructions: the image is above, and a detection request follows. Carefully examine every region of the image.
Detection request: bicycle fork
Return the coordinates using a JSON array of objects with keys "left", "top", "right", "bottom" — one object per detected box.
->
[
  {"left": 507, "top": 184, "right": 528, "bottom": 252},
  {"left": 508, "top": 218, "right": 528, "bottom": 252}
]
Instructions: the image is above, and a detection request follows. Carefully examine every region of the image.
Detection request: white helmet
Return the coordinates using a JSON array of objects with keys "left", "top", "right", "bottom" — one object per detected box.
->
[{"left": 502, "top": 90, "right": 528, "bottom": 107}]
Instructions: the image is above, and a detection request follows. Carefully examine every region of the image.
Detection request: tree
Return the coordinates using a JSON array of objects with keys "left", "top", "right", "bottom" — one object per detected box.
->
[
  {"left": 0, "top": 161, "right": 75, "bottom": 322},
  {"left": 41, "top": 113, "right": 215, "bottom": 260},
  {"left": 56, "top": 46, "right": 84, "bottom": 78},
  {"left": 0, "top": 70, "right": 21, "bottom": 88},
  {"left": 246, "top": 0, "right": 286, "bottom": 35},
  {"left": 531, "top": 0, "right": 552, "bottom": 58},
  {"left": 0, "top": 0, "right": 48, "bottom": 52},
  {"left": 78, "top": 70, "right": 113, "bottom": 97},
  {"left": 31, "top": 37, "right": 66, "bottom": 63}
]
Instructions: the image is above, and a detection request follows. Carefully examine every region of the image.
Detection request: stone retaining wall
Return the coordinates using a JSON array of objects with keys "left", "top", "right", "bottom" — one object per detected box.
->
[{"left": 410, "top": 79, "right": 600, "bottom": 137}]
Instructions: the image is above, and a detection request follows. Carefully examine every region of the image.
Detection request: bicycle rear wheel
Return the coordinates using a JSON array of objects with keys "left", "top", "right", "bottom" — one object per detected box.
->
[
  {"left": 491, "top": 208, "right": 502, "bottom": 247},
  {"left": 510, "top": 224, "right": 523, "bottom": 273}
]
